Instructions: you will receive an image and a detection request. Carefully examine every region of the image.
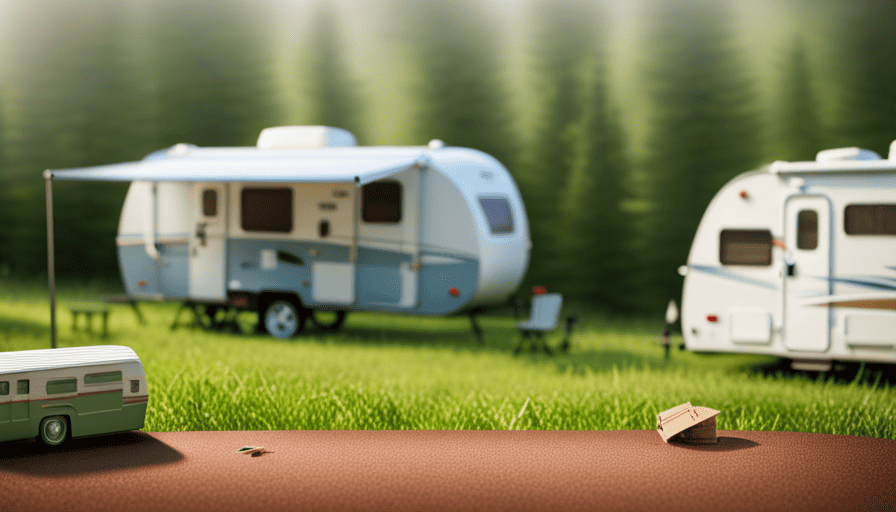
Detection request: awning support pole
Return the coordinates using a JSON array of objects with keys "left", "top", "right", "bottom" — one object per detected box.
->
[{"left": 44, "top": 170, "right": 57, "bottom": 349}]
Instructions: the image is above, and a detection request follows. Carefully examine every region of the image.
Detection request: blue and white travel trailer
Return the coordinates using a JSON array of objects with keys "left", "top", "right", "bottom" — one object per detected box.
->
[
  {"left": 678, "top": 141, "right": 896, "bottom": 370},
  {"left": 45, "top": 126, "right": 530, "bottom": 339}
]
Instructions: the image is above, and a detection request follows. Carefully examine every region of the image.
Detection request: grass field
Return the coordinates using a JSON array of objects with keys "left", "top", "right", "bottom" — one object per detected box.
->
[{"left": 2, "top": 277, "right": 894, "bottom": 439}]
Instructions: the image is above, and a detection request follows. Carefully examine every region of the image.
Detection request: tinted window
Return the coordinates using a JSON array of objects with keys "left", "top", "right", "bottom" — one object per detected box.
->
[
  {"left": 241, "top": 188, "right": 293, "bottom": 233},
  {"left": 17, "top": 380, "right": 29, "bottom": 395},
  {"left": 719, "top": 229, "right": 772, "bottom": 266},
  {"left": 0, "top": 381, "right": 8, "bottom": 396},
  {"left": 479, "top": 197, "right": 514, "bottom": 234},
  {"left": 85, "top": 371, "right": 122, "bottom": 385},
  {"left": 844, "top": 204, "right": 896, "bottom": 235},
  {"left": 797, "top": 210, "right": 818, "bottom": 250},
  {"left": 362, "top": 181, "right": 402, "bottom": 223},
  {"left": 47, "top": 378, "right": 77, "bottom": 395},
  {"left": 202, "top": 189, "right": 218, "bottom": 217}
]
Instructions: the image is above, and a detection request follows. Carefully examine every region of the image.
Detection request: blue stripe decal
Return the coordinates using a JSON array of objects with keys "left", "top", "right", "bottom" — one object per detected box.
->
[
  {"left": 688, "top": 265, "right": 779, "bottom": 290},
  {"left": 823, "top": 276, "right": 896, "bottom": 291}
]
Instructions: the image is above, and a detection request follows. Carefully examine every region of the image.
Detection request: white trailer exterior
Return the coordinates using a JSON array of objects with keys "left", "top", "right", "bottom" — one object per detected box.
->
[
  {"left": 679, "top": 142, "right": 896, "bottom": 367},
  {"left": 46, "top": 127, "right": 530, "bottom": 338}
]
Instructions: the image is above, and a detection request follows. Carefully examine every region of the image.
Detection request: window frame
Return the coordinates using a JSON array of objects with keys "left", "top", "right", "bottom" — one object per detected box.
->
[
  {"left": 46, "top": 378, "right": 77, "bottom": 395},
  {"left": 84, "top": 371, "right": 123, "bottom": 386},
  {"left": 797, "top": 209, "right": 818, "bottom": 250},
  {"left": 719, "top": 229, "right": 773, "bottom": 267},
  {"left": 478, "top": 196, "right": 515, "bottom": 235},
  {"left": 361, "top": 180, "right": 403, "bottom": 224},
  {"left": 202, "top": 188, "right": 218, "bottom": 218},
  {"left": 844, "top": 204, "right": 896, "bottom": 235},
  {"left": 240, "top": 187, "right": 294, "bottom": 234}
]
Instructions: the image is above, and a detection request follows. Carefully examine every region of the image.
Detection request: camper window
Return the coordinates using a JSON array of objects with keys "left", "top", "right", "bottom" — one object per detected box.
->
[
  {"left": 719, "top": 229, "right": 772, "bottom": 266},
  {"left": 362, "top": 181, "right": 402, "bottom": 223},
  {"left": 17, "top": 380, "right": 29, "bottom": 394},
  {"left": 85, "top": 371, "right": 122, "bottom": 385},
  {"left": 479, "top": 197, "right": 514, "bottom": 234},
  {"left": 241, "top": 188, "right": 294, "bottom": 233},
  {"left": 0, "top": 381, "right": 8, "bottom": 395},
  {"left": 844, "top": 204, "right": 896, "bottom": 235},
  {"left": 797, "top": 210, "right": 818, "bottom": 250},
  {"left": 47, "top": 378, "right": 77, "bottom": 395},
  {"left": 202, "top": 189, "right": 218, "bottom": 217}
]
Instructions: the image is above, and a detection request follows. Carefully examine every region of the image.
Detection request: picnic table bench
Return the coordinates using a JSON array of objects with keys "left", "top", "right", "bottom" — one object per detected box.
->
[{"left": 70, "top": 304, "right": 109, "bottom": 337}]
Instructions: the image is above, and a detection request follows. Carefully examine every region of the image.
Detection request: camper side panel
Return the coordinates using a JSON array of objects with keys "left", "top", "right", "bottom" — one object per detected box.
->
[
  {"left": 823, "top": 177, "right": 896, "bottom": 362},
  {"left": 681, "top": 173, "right": 784, "bottom": 355},
  {"left": 117, "top": 182, "right": 191, "bottom": 298},
  {"left": 224, "top": 171, "right": 483, "bottom": 316},
  {"left": 415, "top": 166, "right": 481, "bottom": 314},
  {"left": 429, "top": 149, "right": 529, "bottom": 310}
]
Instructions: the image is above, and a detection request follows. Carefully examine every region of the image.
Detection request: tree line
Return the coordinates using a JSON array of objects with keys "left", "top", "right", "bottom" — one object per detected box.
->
[{"left": 0, "top": 0, "right": 894, "bottom": 315}]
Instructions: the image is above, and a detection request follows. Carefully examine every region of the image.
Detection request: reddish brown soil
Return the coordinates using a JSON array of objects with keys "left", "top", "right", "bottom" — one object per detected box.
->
[{"left": 1, "top": 430, "right": 894, "bottom": 511}]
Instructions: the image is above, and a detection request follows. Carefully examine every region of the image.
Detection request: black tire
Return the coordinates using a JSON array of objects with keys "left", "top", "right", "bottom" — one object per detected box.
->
[
  {"left": 264, "top": 300, "right": 306, "bottom": 339},
  {"left": 39, "top": 416, "right": 68, "bottom": 446},
  {"left": 310, "top": 310, "right": 347, "bottom": 331}
]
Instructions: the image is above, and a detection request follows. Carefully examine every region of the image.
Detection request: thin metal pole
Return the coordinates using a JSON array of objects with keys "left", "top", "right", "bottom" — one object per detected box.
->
[{"left": 44, "top": 171, "right": 56, "bottom": 348}]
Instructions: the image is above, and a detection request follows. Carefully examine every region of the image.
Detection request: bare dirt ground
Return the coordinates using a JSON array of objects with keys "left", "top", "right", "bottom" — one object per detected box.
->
[{"left": 1, "top": 430, "right": 894, "bottom": 512}]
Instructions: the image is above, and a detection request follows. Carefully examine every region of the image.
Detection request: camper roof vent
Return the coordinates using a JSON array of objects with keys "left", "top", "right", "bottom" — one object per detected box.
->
[
  {"left": 816, "top": 147, "right": 882, "bottom": 163},
  {"left": 257, "top": 126, "right": 357, "bottom": 149},
  {"left": 890, "top": 140, "right": 896, "bottom": 161},
  {"left": 428, "top": 139, "right": 445, "bottom": 150},
  {"left": 167, "top": 143, "right": 197, "bottom": 156},
  {"left": 143, "top": 143, "right": 197, "bottom": 160}
]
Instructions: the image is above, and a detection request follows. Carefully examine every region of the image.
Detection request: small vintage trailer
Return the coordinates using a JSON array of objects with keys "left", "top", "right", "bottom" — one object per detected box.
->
[
  {"left": 0, "top": 345, "right": 148, "bottom": 446},
  {"left": 678, "top": 142, "right": 896, "bottom": 370},
  {"left": 45, "top": 126, "right": 530, "bottom": 338}
]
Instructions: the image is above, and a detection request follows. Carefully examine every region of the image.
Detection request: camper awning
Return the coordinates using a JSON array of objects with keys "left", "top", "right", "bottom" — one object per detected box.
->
[{"left": 45, "top": 152, "right": 425, "bottom": 186}]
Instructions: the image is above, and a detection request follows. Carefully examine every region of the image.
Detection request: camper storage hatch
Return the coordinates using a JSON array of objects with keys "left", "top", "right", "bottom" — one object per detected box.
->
[{"left": 47, "top": 126, "right": 530, "bottom": 338}]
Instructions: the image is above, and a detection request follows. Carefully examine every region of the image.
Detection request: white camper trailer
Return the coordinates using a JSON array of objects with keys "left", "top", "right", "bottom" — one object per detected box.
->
[
  {"left": 46, "top": 126, "right": 530, "bottom": 338},
  {"left": 678, "top": 141, "right": 896, "bottom": 369}
]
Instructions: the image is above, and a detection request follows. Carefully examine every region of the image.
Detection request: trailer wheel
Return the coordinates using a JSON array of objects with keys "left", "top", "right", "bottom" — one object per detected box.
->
[
  {"left": 310, "top": 310, "right": 347, "bottom": 331},
  {"left": 264, "top": 300, "right": 306, "bottom": 339},
  {"left": 39, "top": 416, "right": 68, "bottom": 446}
]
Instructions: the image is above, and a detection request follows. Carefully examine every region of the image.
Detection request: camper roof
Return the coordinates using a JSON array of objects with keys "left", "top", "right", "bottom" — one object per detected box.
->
[
  {"left": 45, "top": 147, "right": 429, "bottom": 185},
  {"left": 0, "top": 345, "right": 141, "bottom": 375},
  {"left": 769, "top": 143, "right": 896, "bottom": 175},
  {"left": 768, "top": 159, "right": 896, "bottom": 175}
]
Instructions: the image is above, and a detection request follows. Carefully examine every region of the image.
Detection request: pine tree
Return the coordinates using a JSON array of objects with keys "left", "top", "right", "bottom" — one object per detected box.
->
[
  {"left": 3, "top": 0, "right": 142, "bottom": 275},
  {"left": 559, "top": 53, "right": 635, "bottom": 312},
  {"left": 142, "top": 0, "right": 278, "bottom": 149},
  {"left": 521, "top": 0, "right": 593, "bottom": 293},
  {"left": 775, "top": 37, "right": 825, "bottom": 161},
  {"left": 832, "top": 1, "right": 896, "bottom": 156},
  {"left": 640, "top": 0, "right": 762, "bottom": 313},
  {"left": 301, "top": 2, "right": 365, "bottom": 142},
  {"left": 394, "top": 0, "right": 516, "bottom": 167}
]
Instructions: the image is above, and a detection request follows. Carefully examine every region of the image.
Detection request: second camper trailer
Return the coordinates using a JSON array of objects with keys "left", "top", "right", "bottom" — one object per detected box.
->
[{"left": 48, "top": 127, "right": 530, "bottom": 338}]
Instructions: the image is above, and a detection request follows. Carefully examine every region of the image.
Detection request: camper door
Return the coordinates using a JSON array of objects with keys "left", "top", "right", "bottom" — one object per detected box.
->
[
  {"left": 356, "top": 170, "right": 420, "bottom": 308},
  {"left": 783, "top": 195, "right": 832, "bottom": 352},
  {"left": 189, "top": 183, "right": 227, "bottom": 301}
]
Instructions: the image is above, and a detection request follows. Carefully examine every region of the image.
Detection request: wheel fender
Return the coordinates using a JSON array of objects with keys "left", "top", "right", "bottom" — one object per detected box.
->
[{"left": 39, "top": 406, "right": 76, "bottom": 436}]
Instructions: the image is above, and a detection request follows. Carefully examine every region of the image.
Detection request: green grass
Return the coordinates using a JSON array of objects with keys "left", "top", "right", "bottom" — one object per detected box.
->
[{"left": 1, "top": 277, "right": 894, "bottom": 438}]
